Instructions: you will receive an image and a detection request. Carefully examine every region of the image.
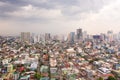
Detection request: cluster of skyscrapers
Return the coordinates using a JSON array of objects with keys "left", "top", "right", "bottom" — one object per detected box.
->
[{"left": 20, "top": 28, "right": 120, "bottom": 44}]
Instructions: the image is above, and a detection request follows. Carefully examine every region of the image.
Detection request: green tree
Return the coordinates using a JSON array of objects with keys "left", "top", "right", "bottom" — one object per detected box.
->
[
  {"left": 97, "top": 77, "right": 104, "bottom": 80},
  {"left": 34, "top": 73, "right": 41, "bottom": 80},
  {"left": 107, "top": 76, "right": 117, "bottom": 80}
]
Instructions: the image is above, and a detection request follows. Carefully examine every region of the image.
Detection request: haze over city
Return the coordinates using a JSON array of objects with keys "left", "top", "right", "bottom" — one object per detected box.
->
[{"left": 0, "top": 0, "right": 120, "bottom": 35}]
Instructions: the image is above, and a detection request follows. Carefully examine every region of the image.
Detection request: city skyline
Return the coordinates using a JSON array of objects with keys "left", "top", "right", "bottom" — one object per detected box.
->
[{"left": 0, "top": 0, "right": 120, "bottom": 36}]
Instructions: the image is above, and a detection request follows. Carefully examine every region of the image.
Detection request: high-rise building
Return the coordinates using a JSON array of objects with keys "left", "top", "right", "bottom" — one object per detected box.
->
[
  {"left": 76, "top": 28, "right": 82, "bottom": 40},
  {"left": 82, "top": 31, "right": 87, "bottom": 40},
  {"left": 33, "top": 34, "right": 41, "bottom": 43},
  {"left": 100, "top": 33, "right": 106, "bottom": 41},
  {"left": 45, "top": 33, "right": 51, "bottom": 41},
  {"left": 21, "top": 32, "right": 31, "bottom": 43},
  {"left": 68, "top": 32, "right": 75, "bottom": 43},
  {"left": 107, "top": 30, "right": 113, "bottom": 42}
]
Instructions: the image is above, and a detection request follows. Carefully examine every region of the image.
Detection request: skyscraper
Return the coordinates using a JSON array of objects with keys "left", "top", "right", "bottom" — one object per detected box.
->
[
  {"left": 68, "top": 32, "right": 75, "bottom": 43},
  {"left": 82, "top": 31, "right": 87, "bottom": 40},
  {"left": 100, "top": 33, "right": 106, "bottom": 41},
  {"left": 76, "top": 28, "right": 82, "bottom": 40},
  {"left": 107, "top": 30, "right": 113, "bottom": 42},
  {"left": 33, "top": 34, "right": 41, "bottom": 43},
  {"left": 21, "top": 32, "right": 31, "bottom": 43},
  {"left": 45, "top": 33, "right": 51, "bottom": 41}
]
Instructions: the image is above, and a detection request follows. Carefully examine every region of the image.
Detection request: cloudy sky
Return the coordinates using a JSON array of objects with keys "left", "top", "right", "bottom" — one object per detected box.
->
[{"left": 0, "top": 0, "right": 120, "bottom": 36}]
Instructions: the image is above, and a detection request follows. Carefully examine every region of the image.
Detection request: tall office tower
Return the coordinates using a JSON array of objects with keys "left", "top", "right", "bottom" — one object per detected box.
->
[
  {"left": 21, "top": 32, "right": 31, "bottom": 43},
  {"left": 45, "top": 33, "right": 51, "bottom": 41},
  {"left": 68, "top": 32, "right": 75, "bottom": 43},
  {"left": 33, "top": 34, "right": 41, "bottom": 43},
  {"left": 82, "top": 31, "right": 87, "bottom": 40},
  {"left": 40, "top": 34, "right": 45, "bottom": 41},
  {"left": 100, "top": 33, "right": 106, "bottom": 41},
  {"left": 107, "top": 30, "right": 113, "bottom": 42},
  {"left": 76, "top": 28, "right": 82, "bottom": 40}
]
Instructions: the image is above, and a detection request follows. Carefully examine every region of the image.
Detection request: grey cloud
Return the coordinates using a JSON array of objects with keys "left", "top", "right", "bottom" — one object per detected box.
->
[
  {"left": 61, "top": 0, "right": 112, "bottom": 16},
  {"left": 0, "top": 0, "right": 114, "bottom": 20},
  {"left": 0, "top": 1, "right": 22, "bottom": 18},
  {"left": 0, "top": 0, "right": 119, "bottom": 35}
]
